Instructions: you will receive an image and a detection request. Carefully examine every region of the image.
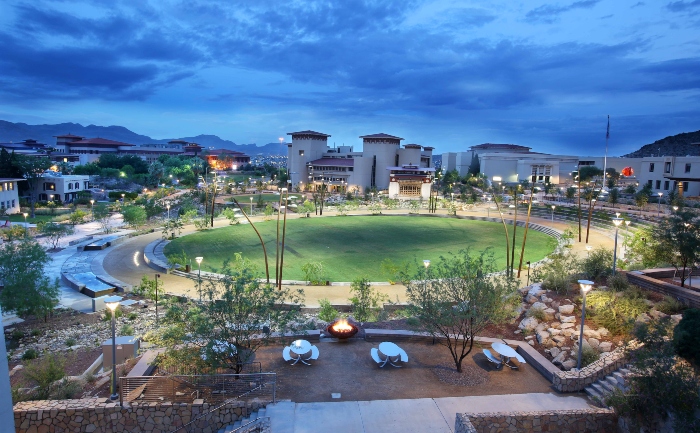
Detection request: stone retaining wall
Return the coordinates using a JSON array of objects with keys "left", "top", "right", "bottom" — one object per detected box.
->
[
  {"left": 625, "top": 269, "right": 700, "bottom": 309},
  {"left": 454, "top": 409, "right": 617, "bottom": 433},
  {"left": 14, "top": 399, "right": 266, "bottom": 433},
  {"left": 552, "top": 347, "right": 627, "bottom": 392}
]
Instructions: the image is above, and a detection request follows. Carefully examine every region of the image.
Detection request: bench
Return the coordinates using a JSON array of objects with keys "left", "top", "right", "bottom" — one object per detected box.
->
[
  {"left": 483, "top": 349, "right": 503, "bottom": 369},
  {"left": 73, "top": 272, "right": 116, "bottom": 298},
  {"left": 84, "top": 235, "right": 119, "bottom": 251}
]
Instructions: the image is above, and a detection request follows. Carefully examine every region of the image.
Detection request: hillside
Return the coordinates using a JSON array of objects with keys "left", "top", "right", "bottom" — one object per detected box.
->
[
  {"left": 623, "top": 130, "right": 700, "bottom": 157},
  {"left": 0, "top": 120, "right": 287, "bottom": 155}
]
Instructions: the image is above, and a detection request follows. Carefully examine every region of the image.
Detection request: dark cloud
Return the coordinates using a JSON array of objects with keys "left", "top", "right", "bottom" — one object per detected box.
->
[
  {"left": 667, "top": 0, "right": 700, "bottom": 12},
  {"left": 525, "top": 0, "right": 602, "bottom": 24},
  {"left": 631, "top": 2, "right": 645, "bottom": 7}
]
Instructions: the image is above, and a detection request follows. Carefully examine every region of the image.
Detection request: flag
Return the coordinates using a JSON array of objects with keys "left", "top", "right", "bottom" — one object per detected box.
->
[{"left": 606, "top": 115, "right": 610, "bottom": 140}]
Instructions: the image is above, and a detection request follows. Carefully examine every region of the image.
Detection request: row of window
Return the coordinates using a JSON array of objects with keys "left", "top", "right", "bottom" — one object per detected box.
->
[
  {"left": 0, "top": 199, "right": 16, "bottom": 209},
  {"left": 649, "top": 162, "right": 691, "bottom": 173},
  {"left": 0, "top": 182, "right": 15, "bottom": 191},
  {"left": 647, "top": 180, "right": 690, "bottom": 191},
  {"left": 42, "top": 182, "right": 86, "bottom": 191}
]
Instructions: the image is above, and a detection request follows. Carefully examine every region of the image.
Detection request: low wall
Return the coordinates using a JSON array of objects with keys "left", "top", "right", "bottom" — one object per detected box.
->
[
  {"left": 455, "top": 409, "right": 617, "bottom": 433},
  {"left": 14, "top": 399, "right": 266, "bottom": 433},
  {"left": 552, "top": 348, "right": 627, "bottom": 392},
  {"left": 625, "top": 269, "right": 700, "bottom": 309}
]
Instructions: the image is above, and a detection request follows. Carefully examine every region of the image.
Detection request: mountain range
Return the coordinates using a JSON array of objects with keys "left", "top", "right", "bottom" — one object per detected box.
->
[
  {"left": 622, "top": 130, "right": 700, "bottom": 158},
  {"left": 0, "top": 120, "right": 287, "bottom": 156}
]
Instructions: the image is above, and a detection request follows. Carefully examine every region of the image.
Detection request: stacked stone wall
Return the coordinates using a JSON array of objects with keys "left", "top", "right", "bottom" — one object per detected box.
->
[
  {"left": 455, "top": 409, "right": 617, "bottom": 433},
  {"left": 552, "top": 347, "right": 627, "bottom": 392},
  {"left": 14, "top": 399, "right": 266, "bottom": 433}
]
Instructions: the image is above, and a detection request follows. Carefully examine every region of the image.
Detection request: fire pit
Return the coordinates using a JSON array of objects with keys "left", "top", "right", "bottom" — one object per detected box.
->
[{"left": 325, "top": 318, "right": 360, "bottom": 339}]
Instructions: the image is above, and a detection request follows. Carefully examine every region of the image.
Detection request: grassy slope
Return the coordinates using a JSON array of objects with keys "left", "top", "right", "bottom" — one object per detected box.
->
[{"left": 164, "top": 215, "right": 555, "bottom": 281}]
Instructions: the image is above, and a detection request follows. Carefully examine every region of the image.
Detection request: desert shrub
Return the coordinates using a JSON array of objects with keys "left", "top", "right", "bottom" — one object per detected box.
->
[
  {"left": 349, "top": 276, "right": 387, "bottom": 322},
  {"left": 65, "top": 338, "right": 76, "bottom": 347},
  {"left": 532, "top": 250, "right": 580, "bottom": 294},
  {"left": 673, "top": 308, "right": 700, "bottom": 365},
  {"left": 317, "top": 298, "right": 339, "bottom": 322},
  {"left": 30, "top": 329, "right": 41, "bottom": 337},
  {"left": 581, "top": 344, "right": 600, "bottom": 367},
  {"left": 23, "top": 354, "right": 66, "bottom": 400},
  {"left": 656, "top": 296, "right": 686, "bottom": 315},
  {"left": 102, "top": 308, "right": 123, "bottom": 321},
  {"left": 127, "top": 312, "right": 138, "bottom": 321},
  {"left": 49, "top": 378, "right": 83, "bottom": 400},
  {"left": 21, "top": 348, "right": 38, "bottom": 360},
  {"left": 301, "top": 261, "right": 325, "bottom": 285},
  {"left": 11, "top": 329, "right": 25, "bottom": 340},
  {"left": 607, "top": 273, "right": 630, "bottom": 292},
  {"left": 587, "top": 289, "right": 649, "bottom": 335},
  {"left": 526, "top": 306, "right": 546, "bottom": 321},
  {"left": 120, "top": 324, "right": 134, "bottom": 335},
  {"left": 581, "top": 247, "right": 614, "bottom": 281}
]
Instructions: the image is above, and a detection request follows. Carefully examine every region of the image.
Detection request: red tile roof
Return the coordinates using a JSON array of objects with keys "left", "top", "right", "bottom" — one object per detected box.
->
[
  {"left": 67, "top": 137, "right": 135, "bottom": 147},
  {"left": 287, "top": 130, "right": 331, "bottom": 137},
  {"left": 54, "top": 134, "right": 84, "bottom": 139},
  {"left": 360, "top": 133, "right": 404, "bottom": 140}
]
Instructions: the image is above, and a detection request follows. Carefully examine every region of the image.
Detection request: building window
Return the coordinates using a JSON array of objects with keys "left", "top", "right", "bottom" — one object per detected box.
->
[
  {"left": 399, "top": 182, "right": 421, "bottom": 197},
  {"left": 655, "top": 180, "right": 661, "bottom": 189},
  {"left": 665, "top": 162, "right": 671, "bottom": 173},
  {"left": 683, "top": 182, "right": 689, "bottom": 192},
  {"left": 647, "top": 180, "right": 653, "bottom": 188},
  {"left": 12, "top": 199, "right": 15, "bottom": 207},
  {"left": 649, "top": 163, "right": 655, "bottom": 172},
  {"left": 68, "top": 183, "right": 72, "bottom": 190},
  {"left": 686, "top": 163, "right": 691, "bottom": 173},
  {"left": 664, "top": 181, "right": 669, "bottom": 190},
  {"left": 0, "top": 183, "right": 3, "bottom": 191},
  {"left": 299, "top": 150, "right": 304, "bottom": 156}
]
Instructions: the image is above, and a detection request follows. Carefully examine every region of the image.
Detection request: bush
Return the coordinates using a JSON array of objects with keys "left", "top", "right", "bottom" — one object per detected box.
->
[
  {"left": 120, "top": 324, "right": 134, "bottom": 335},
  {"left": 607, "top": 273, "right": 630, "bottom": 291},
  {"left": 65, "top": 338, "right": 76, "bottom": 347},
  {"left": 30, "top": 329, "right": 41, "bottom": 337},
  {"left": 532, "top": 250, "right": 580, "bottom": 294},
  {"left": 526, "top": 306, "right": 546, "bottom": 321},
  {"left": 349, "top": 277, "right": 387, "bottom": 322},
  {"left": 23, "top": 354, "right": 66, "bottom": 400},
  {"left": 581, "top": 247, "right": 613, "bottom": 281},
  {"left": 581, "top": 344, "right": 600, "bottom": 367},
  {"left": 673, "top": 308, "right": 700, "bottom": 365},
  {"left": 11, "top": 329, "right": 25, "bottom": 340},
  {"left": 21, "top": 348, "right": 38, "bottom": 360},
  {"left": 103, "top": 308, "right": 123, "bottom": 321},
  {"left": 587, "top": 289, "right": 649, "bottom": 335},
  {"left": 317, "top": 299, "right": 339, "bottom": 322},
  {"left": 656, "top": 296, "right": 686, "bottom": 315},
  {"left": 127, "top": 312, "right": 138, "bottom": 321}
]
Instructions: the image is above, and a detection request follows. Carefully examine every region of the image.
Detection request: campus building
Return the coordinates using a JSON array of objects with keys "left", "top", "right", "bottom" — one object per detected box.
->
[
  {"left": 35, "top": 172, "right": 90, "bottom": 203},
  {"left": 0, "top": 178, "right": 24, "bottom": 214},
  {"left": 286, "top": 131, "right": 435, "bottom": 199}
]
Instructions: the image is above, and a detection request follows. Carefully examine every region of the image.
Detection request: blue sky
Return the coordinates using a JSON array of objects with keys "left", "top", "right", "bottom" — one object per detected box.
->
[{"left": 0, "top": 0, "right": 699, "bottom": 155}]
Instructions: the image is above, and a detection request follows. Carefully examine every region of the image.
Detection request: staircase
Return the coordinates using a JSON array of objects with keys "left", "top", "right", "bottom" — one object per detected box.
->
[
  {"left": 218, "top": 407, "right": 269, "bottom": 433},
  {"left": 584, "top": 366, "right": 632, "bottom": 407}
]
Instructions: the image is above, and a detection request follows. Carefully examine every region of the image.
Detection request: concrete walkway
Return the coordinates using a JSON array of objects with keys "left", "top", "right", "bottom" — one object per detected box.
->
[{"left": 266, "top": 392, "right": 595, "bottom": 433}]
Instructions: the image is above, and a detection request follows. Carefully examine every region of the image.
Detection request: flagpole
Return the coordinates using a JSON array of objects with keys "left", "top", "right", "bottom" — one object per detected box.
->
[{"left": 603, "top": 115, "right": 609, "bottom": 190}]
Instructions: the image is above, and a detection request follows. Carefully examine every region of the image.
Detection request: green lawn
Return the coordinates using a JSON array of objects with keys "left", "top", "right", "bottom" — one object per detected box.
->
[
  {"left": 164, "top": 216, "right": 556, "bottom": 281},
  {"left": 230, "top": 194, "right": 286, "bottom": 203}
]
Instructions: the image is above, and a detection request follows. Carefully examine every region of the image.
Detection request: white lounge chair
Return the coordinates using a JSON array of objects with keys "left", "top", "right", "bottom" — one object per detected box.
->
[
  {"left": 282, "top": 346, "right": 292, "bottom": 362},
  {"left": 370, "top": 348, "right": 382, "bottom": 365},
  {"left": 398, "top": 348, "right": 408, "bottom": 363},
  {"left": 309, "top": 345, "right": 319, "bottom": 360},
  {"left": 483, "top": 348, "right": 502, "bottom": 369}
]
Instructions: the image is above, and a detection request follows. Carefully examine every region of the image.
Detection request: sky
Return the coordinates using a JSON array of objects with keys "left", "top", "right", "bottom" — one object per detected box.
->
[{"left": 0, "top": 0, "right": 699, "bottom": 156}]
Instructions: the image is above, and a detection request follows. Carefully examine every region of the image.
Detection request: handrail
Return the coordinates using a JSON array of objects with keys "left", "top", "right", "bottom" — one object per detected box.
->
[
  {"left": 167, "top": 380, "right": 276, "bottom": 433},
  {"left": 229, "top": 416, "right": 270, "bottom": 433}
]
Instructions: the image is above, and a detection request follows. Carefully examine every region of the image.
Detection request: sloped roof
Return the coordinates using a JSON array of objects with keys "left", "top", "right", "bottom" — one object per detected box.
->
[
  {"left": 287, "top": 130, "right": 331, "bottom": 137},
  {"left": 360, "top": 133, "right": 404, "bottom": 140},
  {"left": 308, "top": 158, "right": 354, "bottom": 166},
  {"left": 54, "top": 134, "right": 84, "bottom": 139},
  {"left": 67, "top": 137, "right": 135, "bottom": 147}
]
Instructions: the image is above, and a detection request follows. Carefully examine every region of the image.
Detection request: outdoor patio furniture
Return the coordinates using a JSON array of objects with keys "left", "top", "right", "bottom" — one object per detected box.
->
[
  {"left": 374, "top": 342, "right": 408, "bottom": 368},
  {"left": 285, "top": 339, "right": 318, "bottom": 365},
  {"left": 282, "top": 347, "right": 292, "bottom": 362},
  {"left": 309, "top": 346, "right": 319, "bottom": 360},
  {"left": 482, "top": 348, "right": 502, "bottom": 369},
  {"left": 491, "top": 342, "right": 526, "bottom": 369}
]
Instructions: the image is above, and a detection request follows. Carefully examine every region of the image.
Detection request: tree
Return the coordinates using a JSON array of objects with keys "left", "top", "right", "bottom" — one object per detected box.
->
[
  {"left": 608, "top": 187, "right": 620, "bottom": 208},
  {"left": 16, "top": 155, "right": 53, "bottom": 218},
  {"left": 68, "top": 209, "right": 88, "bottom": 226},
  {"left": 38, "top": 222, "right": 75, "bottom": 250},
  {"left": 467, "top": 154, "right": 480, "bottom": 176},
  {"left": 651, "top": 208, "right": 700, "bottom": 287},
  {"left": 624, "top": 184, "right": 637, "bottom": 195},
  {"left": 565, "top": 186, "right": 576, "bottom": 203},
  {"left": 155, "top": 255, "right": 304, "bottom": 373},
  {"left": 606, "top": 318, "right": 700, "bottom": 432},
  {"left": 162, "top": 218, "right": 184, "bottom": 239},
  {"left": 674, "top": 309, "right": 700, "bottom": 367},
  {"left": 0, "top": 239, "right": 59, "bottom": 320},
  {"left": 403, "top": 249, "right": 519, "bottom": 372},
  {"left": 92, "top": 203, "right": 112, "bottom": 233},
  {"left": 349, "top": 277, "right": 387, "bottom": 322},
  {"left": 121, "top": 205, "right": 147, "bottom": 228}
]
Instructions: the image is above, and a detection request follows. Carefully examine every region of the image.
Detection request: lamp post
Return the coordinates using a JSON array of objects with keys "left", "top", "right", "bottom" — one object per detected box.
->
[
  {"left": 673, "top": 205, "right": 678, "bottom": 213},
  {"left": 585, "top": 244, "right": 592, "bottom": 257},
  {"left": 154, "top": 273, "right": 160, "bottom": 324},
  {"left": 612, "top": 217, "right": 623, "bottom": 275},
  {"left": 166, "top": 204, "right": 170, "bottom": 220},
  {"left": 551, "top": 205, "right": 555, "bottom": 222},
  {"left": 451, "top": 192, "right": 454, "bottom": 202},
  {"left": 423, "top": 260, "right": 430, "bottom": 269},
  {"left": 195, "top": 256, "right": 203, "bottom": 301},
  {"left": 105, "top": 295, "right": 123, "bottom": 401},
  {"left": 657, "top": 192, "right": 663, "bottom": 216},
  {"left": 249, "top": 197, "right": 253, "bottom": 215},
  {"left": 90, "top": 199, "right": 94, "bottom": 219},
  {"left": 576, "top": 280, "right": 594, "bottom": 370},
  {"left": 526, "top": 261, "right": 531, "bottom": 286}
]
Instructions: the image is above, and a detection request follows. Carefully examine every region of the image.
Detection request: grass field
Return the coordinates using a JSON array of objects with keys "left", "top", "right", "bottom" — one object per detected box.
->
[{"left": 164, "top": 215, "right": 556, "bottom": 281}]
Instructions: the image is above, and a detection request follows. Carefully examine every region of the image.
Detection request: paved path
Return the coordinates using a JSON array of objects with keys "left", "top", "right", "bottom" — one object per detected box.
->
[{"left": 266, "top": 392, "right": 595, "bottom": 433}]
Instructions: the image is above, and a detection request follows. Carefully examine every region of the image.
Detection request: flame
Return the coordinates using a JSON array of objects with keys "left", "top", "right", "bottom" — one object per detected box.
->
[{"left": 332, "top": 319, "right": 353, "bottom": 332}]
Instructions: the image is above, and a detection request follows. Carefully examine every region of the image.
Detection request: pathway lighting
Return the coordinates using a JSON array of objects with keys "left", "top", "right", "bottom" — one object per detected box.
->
[
  {"left": 250, "top": 197, "right": 254, "bottom": 215},
  {"left": 195, "top": 256, "right": 204, "bottom": 301},
  {"left": 23, "top": 212, "right": 28, "bottom": 238},
  {"left": 423, "top": 260, "right": 430, "bottom": 269},
  {"left": 657, "top": 192, "right": 663, "bottom": 216},
  {"left": 105, "top": 295, "right": 123, "bottom": 401},
  {"left": 576, "top": 280, "right": 595, "bottom": 370},
  {"left": 551, "top": 205, "right": 555, "bottom": 221},
  {"left": 612, "top": 217, "right": 623, "bottom": 275},
  {"left": 585, "top": 244, "right": 592, "bottom": 257}
]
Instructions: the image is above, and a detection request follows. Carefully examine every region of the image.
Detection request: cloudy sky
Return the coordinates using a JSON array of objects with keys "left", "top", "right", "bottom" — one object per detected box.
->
[{"left": 0, "top": 0, "right": 698, "bottom": 155}]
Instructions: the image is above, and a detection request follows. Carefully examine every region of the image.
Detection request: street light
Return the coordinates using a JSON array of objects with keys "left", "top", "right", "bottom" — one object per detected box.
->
[
  {"left": 526, "top": 261, "right": 531, "bottom": 286},
  {"left": 612, "top": 217, "right": 623, "bottom": 275},
  {"left": 451, "top": 192, "right": 454, "bottom": 202},
  {"left": 576, "top": 280, "right": 595, "bottom": 370},
  {"left": 105, "top": 295, "right": 123, "bottom": 401},
  {"left": 90, "top": 199, "right": 94, "bottom": 219},
  {"left": 249, "top": 197, "right": 254, "bottom": 215},
  {"left": 657, "top": 192, "right": 663, "bottom": 216},
  {"left": 551, "top": 205, "right": 555, "bottom": 222},
  {"left": 22, "top": 212, "right": 28, "bottom": 238},
  {"left": 166, "top": 203, "right": 170, "bottom": 220},
  {"left": 154, "top": 273, "right": 160, "bottom": 324},
  {"left": 195, "top": 256, "right": 203, "bottom": 301}
]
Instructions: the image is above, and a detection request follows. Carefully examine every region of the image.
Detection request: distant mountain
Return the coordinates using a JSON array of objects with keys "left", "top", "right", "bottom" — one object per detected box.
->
[
  {"left": 0, "top": 120, "right": 287, "bottom": 156},
  {"left": 623, "top": 130, "right": 700, "bottom": 158}
]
